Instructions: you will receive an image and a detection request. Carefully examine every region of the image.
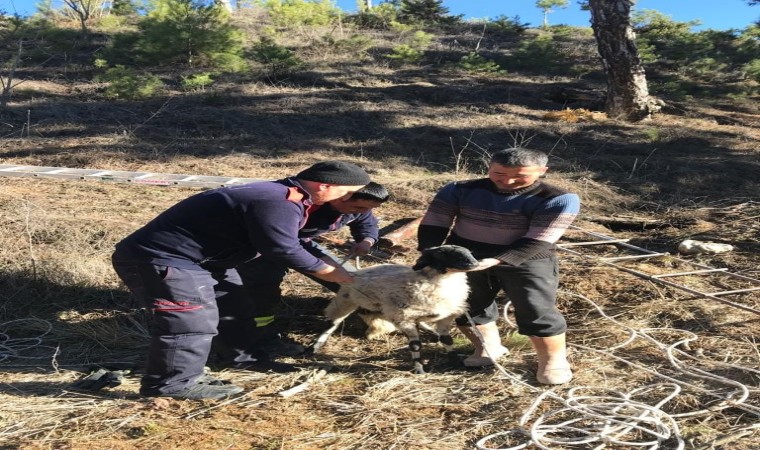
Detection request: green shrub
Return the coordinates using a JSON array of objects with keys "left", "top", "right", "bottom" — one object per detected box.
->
[
  {"left": 95, "top": 14, "right": 133, "bottom": 31},
  {"left": 632, "top": 8, "right": 756, "bottom": 83},
  {"left": 744, "top": 59, "right": 760, "bottom": 82},
  {"left": 398, "top": 0, "right": 461, "bottom": 26},
  {"left": 36, "top": 27, "right": 88, "bottom": 52},
  {"left": 650, "top": 78, "right": 692, "bottom": 100},
  {"left": 385, "top": 44, "right": 424, "bottom": 63},
  {"left": 125, "top": 0, "right": 244, "bottom": 69},
  {"left": 641, "top": 127, "right": 662, "bottom": 143},
  {"left": 489, "top": 15, "right": 528, "bottom": 35},
  {"left": 181, "top": 72, "right": 214, "bottom": 91},
  {"left": 111, "top": 0, "right": 139, "bottom": 16},
  {"left": 383, "top": 28, "right": 433, "bottom": 64},
  {"left": 347, "top": 2, "right": 399, "bottom": 29},
  {"left": 549, "top": 24, "right": 593, "bottom": 39},
  {"left": 458, "top": 52, "right": 504, "bottom": 74},
  {"left": 389, "top": 20, "right": 414, "bottom": 33},
  {"left": 96, "top": 65, "right": 163, "bottom": 99},
  {"left": 250, "top": 37, "right": 304, "bottom": 77},
  {"left": 317, "top": 34, "right": 375, "bottom": 56},
  {"left": 258, "top": 0, "right": 340, "bottom": 28},
  {"left": 680, "top": 57, "right": 728, "bottom": 80},
  {"left": 208, "top": 53, "right": 249, "bottom": 72},
  {"left": 511, "top": 33, "right": 563, "bottom": 73},
  {"left": 409, "top": 30, "right": 433, "bottom": 49},
  {"left": 636, "top": 40, "right": 659, "bottom": 64}
]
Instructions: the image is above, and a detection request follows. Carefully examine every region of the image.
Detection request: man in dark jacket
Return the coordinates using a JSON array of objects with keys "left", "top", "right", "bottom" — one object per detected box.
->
[
  {"left": 112, "top": 161, "right": 370, "bottom": 400},
  {"left": 222, "top": 182, "right": 390, "bottom": 359}
]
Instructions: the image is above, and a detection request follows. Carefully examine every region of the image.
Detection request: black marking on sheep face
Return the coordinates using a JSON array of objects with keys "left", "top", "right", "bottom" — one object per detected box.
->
[{"left": 412, "top": 245, "right": 479, "bottom": 273}]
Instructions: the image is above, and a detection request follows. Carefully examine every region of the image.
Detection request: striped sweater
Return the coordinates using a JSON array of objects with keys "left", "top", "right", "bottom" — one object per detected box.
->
[{"left": 418, "top": 179, "right": 580, "bottom": 266}]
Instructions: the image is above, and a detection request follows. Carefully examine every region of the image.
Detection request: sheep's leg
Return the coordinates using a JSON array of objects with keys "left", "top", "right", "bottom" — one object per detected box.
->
[
  {"left": 397, "top": 323, "right": 425, "bottom": 374},
  {"left": 312, "top": 296, "right": 358, "bottom": 353},
  {"left": 433, "top": 317, "right": 462, "bottom": 368},
  {"left": 359, "top": 312, "right": 398, "bottom": 340},
  {"left": 312, "top": 322, "right": 341, "bottom": 353}
]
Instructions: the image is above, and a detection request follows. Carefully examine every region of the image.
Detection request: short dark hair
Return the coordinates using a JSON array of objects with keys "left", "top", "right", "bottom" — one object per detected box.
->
[
  {"left": 490, "top": 148, "right": 549, "bottom": 167},
  {"left": 349, "top": 182, "right": 389, "bottom": 203}
]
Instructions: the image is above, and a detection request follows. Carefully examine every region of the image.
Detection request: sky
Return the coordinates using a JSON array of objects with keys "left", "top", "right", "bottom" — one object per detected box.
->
[{"left": 4, "top": 0, "right": 758, "bottom": 31}]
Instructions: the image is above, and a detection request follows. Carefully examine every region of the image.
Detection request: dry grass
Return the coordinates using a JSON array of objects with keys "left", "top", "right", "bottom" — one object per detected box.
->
[{"left": 1, "top": 20, "right": 759, "bottom": 450}]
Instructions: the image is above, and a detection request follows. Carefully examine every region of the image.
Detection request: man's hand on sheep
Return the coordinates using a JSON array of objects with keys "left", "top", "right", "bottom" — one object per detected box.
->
[
  {"left": 473, "top": 258, "right": 502, "bottom": 270},
  {"left": 441, "top": 258, "right": 501, "bottom": 272},
  {"left": 312, "top": 264, "right": 355, "bottom": 284},
  {"left": 350, "top": 239, "right": 373, "bottom": 256}
]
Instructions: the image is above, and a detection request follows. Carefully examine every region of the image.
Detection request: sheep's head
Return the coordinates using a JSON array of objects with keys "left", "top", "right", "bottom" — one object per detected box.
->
[{"left": 412, "top": 245, "right": 480, "bottom": 273}]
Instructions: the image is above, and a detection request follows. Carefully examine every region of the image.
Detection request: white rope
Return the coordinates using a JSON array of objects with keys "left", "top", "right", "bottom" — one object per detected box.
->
[
  {"left": 474, "top": 290, "right": 759, "bottom": 449},
  {"left": 501, "top": 300, "right": 516, "bottom": 328},
  {"left": 0, "top": 318, "right": 58, "bottom": 363}
]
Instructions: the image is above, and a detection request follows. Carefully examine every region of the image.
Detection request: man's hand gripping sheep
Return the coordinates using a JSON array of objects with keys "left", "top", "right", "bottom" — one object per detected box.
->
[{"left": 311, "top": 245, "right": 489, "bottom": 374}]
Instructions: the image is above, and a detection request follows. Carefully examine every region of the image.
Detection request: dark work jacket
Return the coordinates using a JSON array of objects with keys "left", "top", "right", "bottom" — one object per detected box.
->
[
  {"left": 299, "top": 203, "right": 379, "bottom": 257},
  {"left": 113, "top": 178, "right": 328, "bottom": 273}
]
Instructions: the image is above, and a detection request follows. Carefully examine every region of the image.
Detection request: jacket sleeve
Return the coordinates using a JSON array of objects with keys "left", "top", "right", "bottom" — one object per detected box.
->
[
  {"left": 347, "top": 212, "right": 380, "bottom": 244},
  {"left": 245, "top": 199, "right": 330, "bottom": 273}
]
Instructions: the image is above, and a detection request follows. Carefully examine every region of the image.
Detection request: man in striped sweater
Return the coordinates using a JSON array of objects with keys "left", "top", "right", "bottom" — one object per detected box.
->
[{"left": 418, "top": 148, "right": 580, "bottom": 384}]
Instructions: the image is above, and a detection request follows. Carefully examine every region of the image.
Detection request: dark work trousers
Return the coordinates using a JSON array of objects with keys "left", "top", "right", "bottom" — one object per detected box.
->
[
  {"left": 242, "top": 243, "right": 347, "bottom": 326},
  {"left": 455, "top": 255, "right": 566, "bottom": 337},
  {"left": 214, "top": 258, "right": 290, "bottom": 364},
  {"left": 112, "top": 258, "right": 227, "bottom": 394},
  {"left": 218, "top": 245, "right": 347, "bottom": 363}
]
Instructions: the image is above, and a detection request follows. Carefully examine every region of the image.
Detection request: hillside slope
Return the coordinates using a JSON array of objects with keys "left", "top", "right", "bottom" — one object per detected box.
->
[{"left": 1, "top": 17, "right": 758, "bottom": 449}]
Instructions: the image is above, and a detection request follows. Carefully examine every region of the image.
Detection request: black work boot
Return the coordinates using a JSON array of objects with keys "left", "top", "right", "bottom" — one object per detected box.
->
[
  {"left": 248, "top": 326, "right": 305, "bottom": 357},
  {"left": 140, "top": 381, "right": 243, "bottom": 400}
]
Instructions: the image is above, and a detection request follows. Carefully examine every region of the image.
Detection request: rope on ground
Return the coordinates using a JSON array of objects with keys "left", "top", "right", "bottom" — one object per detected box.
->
[
  {"left": 477, "top": 384, "right": 684, "bottom": 450},
  {"left": 0, "top": 318, "right": 59, "bottom": 365},
  {"left": 473, "top": 290, "right": 759, "bottom": 450}
]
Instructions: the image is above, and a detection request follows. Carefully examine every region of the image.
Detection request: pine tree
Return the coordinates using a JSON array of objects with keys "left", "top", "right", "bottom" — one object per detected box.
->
[{"left": 398, "top": 0, "right": 458, "bottom": 25}]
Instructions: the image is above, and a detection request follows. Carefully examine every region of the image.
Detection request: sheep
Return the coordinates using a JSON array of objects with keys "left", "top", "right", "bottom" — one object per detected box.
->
[{"left": 311, "top": 245, "right": 484, "bottom": 374}]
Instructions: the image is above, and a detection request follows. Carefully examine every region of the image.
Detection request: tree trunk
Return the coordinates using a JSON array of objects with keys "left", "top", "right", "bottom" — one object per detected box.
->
[
  {"left": 1, "top": 41, "right": 24, "bottom": 109},
  {"left": 588, "top": 0, "right": 660, "bottom": 121}
]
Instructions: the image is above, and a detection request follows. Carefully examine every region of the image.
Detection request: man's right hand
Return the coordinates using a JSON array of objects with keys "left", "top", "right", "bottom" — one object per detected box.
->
[{"left": 312, "top": 264, "right": 355, "bottom": 284}]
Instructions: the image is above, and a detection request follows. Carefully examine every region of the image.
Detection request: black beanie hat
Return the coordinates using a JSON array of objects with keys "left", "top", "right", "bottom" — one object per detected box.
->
[{"left": 296, "top": 161, "right": 370, "bottom": 186}]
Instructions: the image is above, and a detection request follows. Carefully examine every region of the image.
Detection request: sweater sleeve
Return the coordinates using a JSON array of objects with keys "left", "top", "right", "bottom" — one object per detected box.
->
[
  {"left": 493, "top": 237, "right": 555, "bottom": 266},
  {"left": 494, "top": 192, "right": 580, "bottom": 266},
  {"left": 417, "top": 224, "right": 450, "bottom": 250},
  {"left": 417, "top": 183, "right": 458, "bottom": 250}
]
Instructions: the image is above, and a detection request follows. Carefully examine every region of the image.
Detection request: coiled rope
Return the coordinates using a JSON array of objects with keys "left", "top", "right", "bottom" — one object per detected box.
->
[
  {"left": 0, "top": 318, "right": 59, "bottom": 366},
  {"left": 473, "top": 291, "right": 759, "bottom": 449}
]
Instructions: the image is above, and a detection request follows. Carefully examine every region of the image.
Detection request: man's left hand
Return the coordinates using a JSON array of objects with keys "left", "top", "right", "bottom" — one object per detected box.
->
[{"left": 350, "top": 240, "right": 373, "bottom": 256}]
